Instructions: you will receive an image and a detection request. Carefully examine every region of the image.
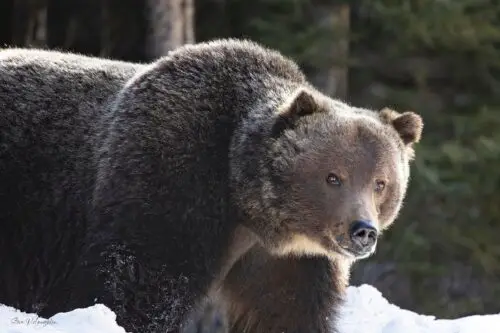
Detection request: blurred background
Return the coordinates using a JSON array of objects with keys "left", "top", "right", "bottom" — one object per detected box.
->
[{"left": 1, "top": 0, "right": 499, "bottom": 319}]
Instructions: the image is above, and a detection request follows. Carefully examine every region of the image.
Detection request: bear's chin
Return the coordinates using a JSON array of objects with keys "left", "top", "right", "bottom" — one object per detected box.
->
[
  {"left": 339, "top": 243, "right": 377, "bottom": 260},
  {"left": 342, "top": 248, "right": 374, "bottom": 260},
  {"left": 249, "top": 224, "right": 378, "bottom": 262},
  {"left": 260, "top": 233, "right": 369, "bottom": 262}
]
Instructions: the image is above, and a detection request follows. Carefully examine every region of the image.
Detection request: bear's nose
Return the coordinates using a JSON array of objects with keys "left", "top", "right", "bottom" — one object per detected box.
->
[{"left": 349, "top": 220, "right": 378, "bottom": 250}]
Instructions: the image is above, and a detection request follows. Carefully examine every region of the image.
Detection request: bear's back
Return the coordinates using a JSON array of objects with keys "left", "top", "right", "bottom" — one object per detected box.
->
[
  {"left": 162, "top": 39, "right": 305, "bottom": 83},
  {"left": 0, "top": 48, "right": 142, "bottom": 141},
  {"left": 0, "top": 48, "right": 143, "bottom": 204}
]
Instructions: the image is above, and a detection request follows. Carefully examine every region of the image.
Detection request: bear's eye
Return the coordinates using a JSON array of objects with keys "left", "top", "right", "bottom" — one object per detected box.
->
[
  {"left": 326, "top": 173, "right": 342, "bottom": 186},
  {"left": 374, "top": 180, "right": 386, "bottom": 193}
]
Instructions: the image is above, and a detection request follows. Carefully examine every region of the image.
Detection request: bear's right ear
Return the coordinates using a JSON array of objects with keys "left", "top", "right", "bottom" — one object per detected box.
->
[
  {"left": 380, "top": 107, "right": 423, "bottom": 160},
  {"left": 271, "top": 88, "right": 322, "bottom": 136},
  {"left": 379, "top": 107, "right": 423, "bottom": 146}
]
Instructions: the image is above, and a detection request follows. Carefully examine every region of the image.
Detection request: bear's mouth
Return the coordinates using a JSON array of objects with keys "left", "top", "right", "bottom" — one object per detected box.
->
[
  {"left": 331, "top": 235, "right": 377, "bottom": 260},
  {"left": 338, "top": 243, "right": 376, "bottom": 259}
]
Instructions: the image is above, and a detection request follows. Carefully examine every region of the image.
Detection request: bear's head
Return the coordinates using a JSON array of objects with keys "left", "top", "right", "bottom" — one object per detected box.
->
[{"left": 230, "top": 87, "right": 423, "bottom": 262}]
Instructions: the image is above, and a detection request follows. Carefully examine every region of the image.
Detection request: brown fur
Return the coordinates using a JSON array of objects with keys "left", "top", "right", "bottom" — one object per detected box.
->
[
  {"left": 206, "top": 91, "right": 423, "bottom": 333},
  {"left": 233, "top": 89, "right": 423, "bottom": 260},
  {"left": 215, "top": 245, "right": 344, "bottom": 333},
  {"left": 0, "top": 39, "right": 422, "bottom": 333},
  {"left": 208, "top": 239, "right": 350, "bottom": 333}
]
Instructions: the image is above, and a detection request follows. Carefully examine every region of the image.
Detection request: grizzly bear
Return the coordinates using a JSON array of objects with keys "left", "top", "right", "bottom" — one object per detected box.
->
[{"left": 0, "top": 39, "right": 422, "bottom": 333}]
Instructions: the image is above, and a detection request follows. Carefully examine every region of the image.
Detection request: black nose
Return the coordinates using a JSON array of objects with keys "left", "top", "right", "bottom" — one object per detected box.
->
[{"left": 349, "top": 220, "right": 378, "bottom": 249}]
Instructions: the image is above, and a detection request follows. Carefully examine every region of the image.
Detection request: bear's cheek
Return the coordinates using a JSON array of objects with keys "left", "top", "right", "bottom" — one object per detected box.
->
[{"left": 378, "top": 189, "right": 404, "bottom": 229}]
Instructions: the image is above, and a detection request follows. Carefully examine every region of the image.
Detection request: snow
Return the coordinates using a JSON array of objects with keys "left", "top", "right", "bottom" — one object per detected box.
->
[
  {"left": 0, "top": 304, "right": 126, "bottom": 333},
  {"left": 1, "top": 284, "right": 498, "bottom": 333},
  {"left": 338, "top": 285, "right": 500, "bottom": 333}
]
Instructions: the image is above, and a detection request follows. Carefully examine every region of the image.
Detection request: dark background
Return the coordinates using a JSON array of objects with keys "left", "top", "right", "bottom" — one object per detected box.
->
[{"left": 1, "top": 0, "right": 499, "bottom": 318}]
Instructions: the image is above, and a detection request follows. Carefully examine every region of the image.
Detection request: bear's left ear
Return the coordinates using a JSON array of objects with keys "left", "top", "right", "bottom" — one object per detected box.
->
[
  {"left": 379, "top": 107, "right": 423, "bottom": 146},
  {"left": 271, "top": 88, "right": 323, "bottom": 136}
]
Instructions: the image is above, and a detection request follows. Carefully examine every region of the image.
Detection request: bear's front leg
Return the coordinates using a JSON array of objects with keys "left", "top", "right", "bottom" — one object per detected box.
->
[{"left": 217, "top": 245, "right": 346, "bottom": 333}]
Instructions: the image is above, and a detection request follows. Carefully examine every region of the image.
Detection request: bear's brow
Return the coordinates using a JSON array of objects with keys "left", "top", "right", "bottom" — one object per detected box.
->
[{"left": 337, "top": 124, "right": 395, "bottom": 178}]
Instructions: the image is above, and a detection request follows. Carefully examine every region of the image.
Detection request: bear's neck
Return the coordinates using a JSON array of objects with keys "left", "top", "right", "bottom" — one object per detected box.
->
[{"left": 211, "top": 224, "right": 259, "bottom": 291}]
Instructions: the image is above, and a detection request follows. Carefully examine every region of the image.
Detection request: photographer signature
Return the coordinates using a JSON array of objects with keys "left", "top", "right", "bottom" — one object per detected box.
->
[{"left": 11, "top": 316, "right": 56, "bottom": 327}]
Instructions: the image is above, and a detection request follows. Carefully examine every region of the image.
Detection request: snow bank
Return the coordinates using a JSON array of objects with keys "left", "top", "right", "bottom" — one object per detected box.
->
[
  {"left": 0, "top": 303, "right": 126, "bottom": 333},
  {"left": 1, "top": 284, "right": 498, "bottom": 333},
  {"left": 338, "top": 285, "right": 500, "bottom": 333}
]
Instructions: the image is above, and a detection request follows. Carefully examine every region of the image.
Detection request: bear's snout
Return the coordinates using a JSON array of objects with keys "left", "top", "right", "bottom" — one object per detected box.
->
[{"left": 349, "top": 220, "right": 378, "bottom": 255}]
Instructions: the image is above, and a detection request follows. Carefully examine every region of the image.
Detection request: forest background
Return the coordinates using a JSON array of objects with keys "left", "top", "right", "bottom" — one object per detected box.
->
[{"left": 1, "top": 0, "right": 499, "bottom": 318}]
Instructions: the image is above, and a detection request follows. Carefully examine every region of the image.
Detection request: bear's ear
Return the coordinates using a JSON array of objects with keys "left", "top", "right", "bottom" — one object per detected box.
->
[
  {"left": 271, "top": 88, "right": 322, "bottom": 136},
  {"left": 380, "top": 107, "right": 423, "bottom": 146}
]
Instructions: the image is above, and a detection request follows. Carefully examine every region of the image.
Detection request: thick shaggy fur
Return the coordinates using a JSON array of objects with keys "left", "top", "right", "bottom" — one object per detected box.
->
[{"left": 0, "top": 39, "right": 422, "bottom": 333}]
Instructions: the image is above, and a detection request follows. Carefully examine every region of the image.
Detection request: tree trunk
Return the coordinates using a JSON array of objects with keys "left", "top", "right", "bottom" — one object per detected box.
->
[
  {"left": 326, "top": 4, "right": 350, "bottom": 100},
  {"left": 12, "top": 0, "right": 48, "bottom": 48},
  {"left": 0, "top": 0, "right": 14, "bottom": 47},
  {"left": 147, "top": 0, "right": 195, "bottom": 59},
  {"left": 308, "top": 2, "right": 350, "bottom": 100}
]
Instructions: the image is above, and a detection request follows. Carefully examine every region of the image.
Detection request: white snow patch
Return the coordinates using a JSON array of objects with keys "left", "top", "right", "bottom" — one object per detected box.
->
[
  {"left": 0, "top": 303, "right": 126, "bottom": 333},
  {"left": 0, "top": 284, "right": 498, "bottom": 333},
  {"left": 338, "top": 284, "right": 500, "bottom": 333}
]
